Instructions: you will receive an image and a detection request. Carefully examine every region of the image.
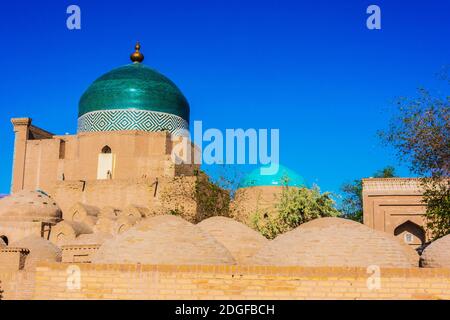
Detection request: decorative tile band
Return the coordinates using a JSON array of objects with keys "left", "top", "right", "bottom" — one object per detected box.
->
[
  {"left": 78, "top": 109, "right": 189, "bottom": 135},
  {"left": 362, "top": 178, "right": 423, "bottom": 192}
]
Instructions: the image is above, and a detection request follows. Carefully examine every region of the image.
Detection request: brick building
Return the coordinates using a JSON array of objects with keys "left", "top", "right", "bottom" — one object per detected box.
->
[{"left": 0, "top": 44, "right": 449, "bottom": 300}]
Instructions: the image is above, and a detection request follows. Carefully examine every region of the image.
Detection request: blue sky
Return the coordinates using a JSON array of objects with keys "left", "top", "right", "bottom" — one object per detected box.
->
[{"left": 0, "top": 0, "right": 449, "bottom": 197}]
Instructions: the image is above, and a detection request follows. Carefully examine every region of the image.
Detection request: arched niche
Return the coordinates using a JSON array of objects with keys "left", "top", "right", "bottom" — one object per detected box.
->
[{"left": 394, "top": 220, "right": 426, "bottom": 247}]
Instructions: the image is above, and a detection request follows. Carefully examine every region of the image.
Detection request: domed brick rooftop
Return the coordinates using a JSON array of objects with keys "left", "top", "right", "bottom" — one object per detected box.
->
[
  {"left": 197, "top": 217, "right": 268, "bottom": 264},
  {"left": 248, "top": 217, "right": 418, "bottom": 268},
  {"left": 0, "top": 190, "right": 62, "bottom": 223},
  {"left": 78, "top": 48, "right": 190, "bottom": 135},
  {"left": 70, "top": 232, "right": 113, "bottom": 246},
  {"left": 92, "top": 215, "right": 235, "bottom": 265},
  {"left": 49, "top": 220, "right": 93, "bottom": 246},
  {"left": 239, "top": 165, "right": 305, "bottom": 188},
  {"left": 11, "top": 236, "right": 62, "bottom": 270},
  {"left": 421, "top": 234, "right": 450, "bottom": 268}
]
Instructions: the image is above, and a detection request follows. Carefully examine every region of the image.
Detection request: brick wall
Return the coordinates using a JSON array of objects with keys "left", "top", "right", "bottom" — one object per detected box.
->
[
  {"left": 0, "top": 271, "right": 35, "bottom": 300},
  {"left": 32, "top": 263, "right": 450, "bottom": 300},
  {"left": 0, "top": 248, "right": 29, "bottom": 271},
  {"left": 51, "top": 177, "right": 200, "bottom": 223}
]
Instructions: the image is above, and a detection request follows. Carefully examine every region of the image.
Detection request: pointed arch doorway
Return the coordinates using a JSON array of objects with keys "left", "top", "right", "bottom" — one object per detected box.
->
[{"left": 97, "top": 145, "right": 115, "bottom": 180}]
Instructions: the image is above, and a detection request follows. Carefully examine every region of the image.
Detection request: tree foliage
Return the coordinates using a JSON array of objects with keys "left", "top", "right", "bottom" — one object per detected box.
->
[
  {"left": 381, "top": 88, "right": 449, "bottom": 177},
  {"left": 160, "top": 169, "right": 230, "bottom": 223},
  {"left": 421, "top": 178, "right": 450, "bottom": 239},
  {"left": 251, "top": 185, "right": 340, "bottom": 239},
  {"left": 194, "top": 171, "right": 231, "bottom": 221},
  {"left": 380, "top": 79, "right": 450, "bottom": 239},
  {"left": 340, "top": 166, "right": 396, "bottom": 222}
]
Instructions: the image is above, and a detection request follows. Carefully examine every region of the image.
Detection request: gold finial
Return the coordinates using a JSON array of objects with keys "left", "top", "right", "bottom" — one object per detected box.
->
[{"left": 130, "top": 41, "right": 144, "bottom": 63}]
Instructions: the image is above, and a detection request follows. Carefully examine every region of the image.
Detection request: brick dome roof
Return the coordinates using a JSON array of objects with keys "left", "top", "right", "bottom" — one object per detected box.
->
[
  {"left": 197, "top": 217, "right": 268, "bottom": 264},
  {"left": 11, "top": 236, "right": 62, "bottom": 270},
  {"left": 71, "top": 232, "right": 113, "bottom": 246},
  {"left": 49, "top": 220, "right": 93, "bottom": 246},
  {"left": 0, "top": 190, "right": 62, "bottom": 223},
  {"left": 421, "top": 234, "right": 450, "bottom": 268},
  {"left": 248, "top": 217, "right": 418, "bottom": 268},
  {"left": 92, "top": 215, "right": 235, "bottom": 265}
]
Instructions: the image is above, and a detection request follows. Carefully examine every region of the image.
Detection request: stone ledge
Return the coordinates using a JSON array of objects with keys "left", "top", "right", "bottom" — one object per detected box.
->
[
  {"left": 35, "top": 262, "right": 450, "bottom": 278},
  {"left": 362, "top": 178, "right": 424, "bottom": 194},
  {"left": 1, "top": 247, "right": 30, "bottom": 254},
  {"left": 61, "top": 245, "right": 101, "bottom": 251}
]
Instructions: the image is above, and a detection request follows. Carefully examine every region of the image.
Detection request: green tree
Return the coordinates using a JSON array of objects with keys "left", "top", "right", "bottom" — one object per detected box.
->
[
  {"left": 380, "top": 79, "right": 450, "bottom": 239},
  {"left": 340, "top": 166, "right": 396, "bottom": 223},
  {"left": 422, "top": 178, "right": 450, "bottom": 239},
  {"left": 251, "top": 185, "right": 340, "bottom": 239}
]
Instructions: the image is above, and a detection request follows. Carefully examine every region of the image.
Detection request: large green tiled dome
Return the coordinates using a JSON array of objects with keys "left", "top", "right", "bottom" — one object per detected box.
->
[
  {"left": 239, "top": 165, "right": 305, "bottom": 188},
  {"left": 77, "top": 52, "right": 190, "bottom": 135}
]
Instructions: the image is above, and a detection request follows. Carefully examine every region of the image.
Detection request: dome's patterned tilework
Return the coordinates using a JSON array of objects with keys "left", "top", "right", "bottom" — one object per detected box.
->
[
  {"left": 197, "top": 217, "right": 268, "bottom": 264},
  {"left": 248, "top": 217, "right": 418, "bottom": 268},
  {"left": 78, "top": 109, "right": 189, "bottom": 135},
  {"left": 92, "top": 215, "right": 235, "bottom": 265},
  {"left": 421, "top": 235, "right": 450, "bottom": 268},
  {"left": 79, "top": 63, "right": 190, "bottom": 120}
]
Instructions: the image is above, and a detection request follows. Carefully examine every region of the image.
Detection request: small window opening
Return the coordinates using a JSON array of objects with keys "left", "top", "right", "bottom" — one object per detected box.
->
[
  {"left": 404, "top": 233, "right": 413, "bottom": 243},
  {"left": 59, "top": 140, "right": 66, "bottom": 159},
  {"left": 102, "top": 146, "right": 112, "bottom": 154},
  {"left": 0, "top": 235, "right": 8, "bottom": 246}
]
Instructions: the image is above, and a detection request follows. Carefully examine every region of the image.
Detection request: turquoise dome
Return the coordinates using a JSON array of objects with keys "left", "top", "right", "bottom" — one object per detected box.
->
[
  {"left": 239, "top": 165, "right": 305, "bottom": 188},
  {"left": 77, "top": 63, "right": 190, "bottom": 134}
]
